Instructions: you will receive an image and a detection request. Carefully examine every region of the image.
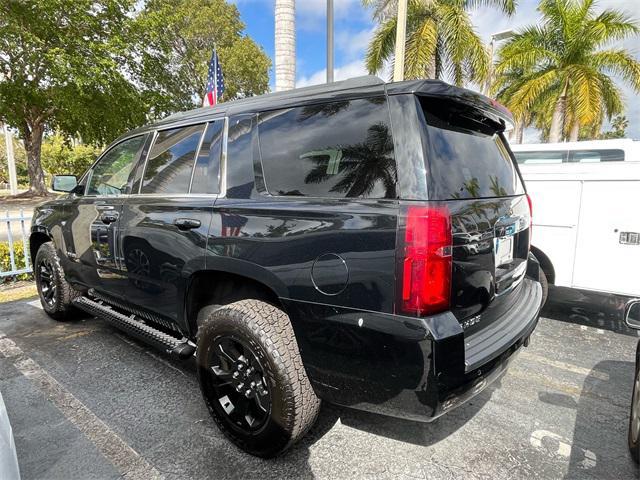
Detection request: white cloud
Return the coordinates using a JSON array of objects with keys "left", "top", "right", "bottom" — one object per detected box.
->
[
  {"left": 336, "top": 26, "right": 376, "bottom": 60},
  {"left": 296, "top": 58, "right": 369, "bottom": 87}
]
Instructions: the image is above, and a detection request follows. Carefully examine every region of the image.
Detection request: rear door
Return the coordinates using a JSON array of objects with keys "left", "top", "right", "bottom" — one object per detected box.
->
[
  {"left": 417, "top": 96, "right": 530, "bottom": 330},
  {"left": 116, "top": 120, "right": 223, "bottom": 329}
]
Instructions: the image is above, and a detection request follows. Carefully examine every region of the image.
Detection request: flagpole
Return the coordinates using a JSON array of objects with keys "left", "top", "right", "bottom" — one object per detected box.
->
[{"left": 214, "top": 47, "right": 218, "bottom": 102}]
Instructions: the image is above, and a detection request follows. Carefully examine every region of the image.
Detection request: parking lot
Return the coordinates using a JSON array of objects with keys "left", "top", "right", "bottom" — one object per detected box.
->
[{"left": 0, "top": 288, "right": 638, "bottom": 480}]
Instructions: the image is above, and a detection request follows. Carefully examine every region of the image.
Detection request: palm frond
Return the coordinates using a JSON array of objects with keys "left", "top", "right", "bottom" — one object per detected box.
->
[
  {"left": 590, "top": 49, "right": 640, "bottom": 91},
  {"left": 365, "top": 17, "right": 397, "bottom": 75}
]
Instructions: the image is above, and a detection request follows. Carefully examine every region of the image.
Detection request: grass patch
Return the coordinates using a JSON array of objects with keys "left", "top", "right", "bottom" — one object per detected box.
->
[{"left": 0, "top": 283, "right": 37, "bottom": 303}]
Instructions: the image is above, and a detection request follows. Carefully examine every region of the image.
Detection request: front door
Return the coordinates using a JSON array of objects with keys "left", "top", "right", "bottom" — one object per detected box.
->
[{"left": 63, "top": 135, "right": 148, "bottom": 294}]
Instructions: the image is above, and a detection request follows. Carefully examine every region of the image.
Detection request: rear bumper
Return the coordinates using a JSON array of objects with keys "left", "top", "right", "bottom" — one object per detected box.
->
[{"left": 284, "top": 273, "right": 542, "bottom": 422}]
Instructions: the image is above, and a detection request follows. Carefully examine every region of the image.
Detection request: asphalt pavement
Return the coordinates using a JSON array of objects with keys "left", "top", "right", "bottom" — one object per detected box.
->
[{"left": 0, "top": 287, "right": 639, "bottom": 480}]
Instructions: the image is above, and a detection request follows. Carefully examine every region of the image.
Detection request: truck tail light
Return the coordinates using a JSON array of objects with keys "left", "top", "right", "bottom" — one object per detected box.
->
[{"left": 396, "top": 205, "right": 452, "bottom": 316}]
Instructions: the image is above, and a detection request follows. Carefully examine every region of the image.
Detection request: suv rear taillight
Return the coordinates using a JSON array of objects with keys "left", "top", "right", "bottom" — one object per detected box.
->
[{"left": 396, "top": 205, "right": 452, "bottom": 316}]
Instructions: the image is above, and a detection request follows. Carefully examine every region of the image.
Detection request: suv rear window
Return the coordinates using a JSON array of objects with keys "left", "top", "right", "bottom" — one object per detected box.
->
[
  {"left": 257, "top": 97, "right": 397, "bottom": 199},
  {"left": 420, "top": 97, "right": 524, "bottom": 200}
]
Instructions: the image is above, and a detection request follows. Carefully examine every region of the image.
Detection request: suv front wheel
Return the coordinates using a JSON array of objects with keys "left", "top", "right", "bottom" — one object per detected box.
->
[
  {"left": 34, "top": 241, "right": 81, "bottom": 320},
  {"left": 196, "top": 299, "right": 320, "bottom": 457}
]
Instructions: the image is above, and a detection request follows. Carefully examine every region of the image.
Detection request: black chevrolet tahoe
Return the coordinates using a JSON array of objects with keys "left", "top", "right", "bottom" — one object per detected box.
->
[{"left": 31, "top": 76, "right": 543, "bottom": 457}]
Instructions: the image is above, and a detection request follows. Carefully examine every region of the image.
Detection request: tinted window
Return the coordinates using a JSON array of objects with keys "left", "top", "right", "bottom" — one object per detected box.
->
[
  {"left": 514, "top": 151, "right": 567, "bottom": 164},
  {"left": 225, "top": 115, "right": 256, "bottom": 199},
  {"left": 257, "top": 97, "right": 397, "bottom": 198},
  {"left": 87, "top": 136, "right": 145, "bottom": 196},
  {"left": 191, "top": 120, "right": 224, "bottom": 194},
  {"left": 141, "top": 124, "right": 205, "bottom": 194},
  {"left": 569, "top": 149, "right": 624, "bottom": 163},
  {"left": 420, "top": 97, "right": 524, "bottom": 199}
]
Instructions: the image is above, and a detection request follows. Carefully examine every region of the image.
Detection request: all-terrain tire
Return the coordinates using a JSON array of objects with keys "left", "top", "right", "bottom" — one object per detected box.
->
[
  {"left": 196, "top": 299, "right": 320, "bottom": 457},
  {"left": 34, "top": 241, "right": 81, "bottom": 321}
]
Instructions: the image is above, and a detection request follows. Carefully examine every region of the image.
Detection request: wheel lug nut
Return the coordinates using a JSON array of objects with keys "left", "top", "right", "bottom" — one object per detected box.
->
[
  {"left": 232, "top": 371, "right": 240, "bottom": 379},
  {"left": 244, "top": 389, "right": 252, "bottom": 398},
  {"left": 236, "top": 383, "right": 244, "bottom": 392}
]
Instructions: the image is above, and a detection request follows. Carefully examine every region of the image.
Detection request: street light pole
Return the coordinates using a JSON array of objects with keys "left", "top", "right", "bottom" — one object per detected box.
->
[
  {"left": 484, "top": 29, "right": 515, "bottom": 96},
  {"left": 393, "top": 0, "right": 408, "bottom": 82},
  {"left": 327, "top": 0, "right": 334, "bottom": 83}
]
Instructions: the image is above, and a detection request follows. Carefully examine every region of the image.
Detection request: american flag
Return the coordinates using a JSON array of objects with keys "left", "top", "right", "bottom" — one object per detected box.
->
[{"left": 203, "top": 48, "right": 225, "bottom": 107}]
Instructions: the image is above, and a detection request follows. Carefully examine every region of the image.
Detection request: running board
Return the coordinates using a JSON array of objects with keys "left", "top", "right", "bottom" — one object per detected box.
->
[{"left": 73, "top": 296, "right": 195, "bottom": 359}]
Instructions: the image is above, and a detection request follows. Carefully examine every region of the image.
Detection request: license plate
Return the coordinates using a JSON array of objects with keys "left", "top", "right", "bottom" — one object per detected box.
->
[{"left": 494, "top": 235, "right": 514, "bottom": 267}]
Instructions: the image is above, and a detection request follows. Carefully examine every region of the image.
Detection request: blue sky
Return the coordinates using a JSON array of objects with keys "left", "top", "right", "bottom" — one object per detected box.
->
[{"left": 232, "top": 0, "right": 640, "bottom": 141}]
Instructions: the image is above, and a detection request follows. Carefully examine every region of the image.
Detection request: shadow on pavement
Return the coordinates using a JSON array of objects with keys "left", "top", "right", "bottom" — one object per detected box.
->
[
  {"left": 537, "top": 359, "right": 639, "bottom": 479},
  {"left": 301, "top": 382, "right": 496, "bottom": 449}
]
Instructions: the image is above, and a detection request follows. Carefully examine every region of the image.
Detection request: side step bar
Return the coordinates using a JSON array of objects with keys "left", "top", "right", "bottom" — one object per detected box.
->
[{"left": 74, "top": 296, "right": 195, "bottom": 359}]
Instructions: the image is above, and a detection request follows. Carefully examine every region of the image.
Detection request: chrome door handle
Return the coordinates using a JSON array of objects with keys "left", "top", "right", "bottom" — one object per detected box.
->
[{"left": 174, "top": 218, "right": 201, "bottom": 231}]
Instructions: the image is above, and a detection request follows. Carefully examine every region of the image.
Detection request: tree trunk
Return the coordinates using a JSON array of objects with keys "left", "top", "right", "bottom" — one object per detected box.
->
[
  {"left": 569, "top": 121, "right": 580, "bottom": 142},
  {"left": 549, "top": 83, "right": 568, "bottom": 143},
  {"left": 515, "top": 120, "right": 524, "bottom": 144},
  {"left": 22, "top": 121, "right": 47, "bottom": 195},
  {"left": 275, "top": 0, "right": 295, "bottom": 91}
]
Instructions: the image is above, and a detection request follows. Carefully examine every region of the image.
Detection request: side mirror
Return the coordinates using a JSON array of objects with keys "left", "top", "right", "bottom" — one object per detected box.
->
[
  {"left": 52, "top": 175, "right": 78, "bottom": 193},
  {"left": 625, "top": 299, "right": 640, "bottom": 330}
]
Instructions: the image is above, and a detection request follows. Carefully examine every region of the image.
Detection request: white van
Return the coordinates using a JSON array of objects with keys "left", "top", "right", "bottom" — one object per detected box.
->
[{"left": 512, "top": 139, "right": 640, "bottom": 298}]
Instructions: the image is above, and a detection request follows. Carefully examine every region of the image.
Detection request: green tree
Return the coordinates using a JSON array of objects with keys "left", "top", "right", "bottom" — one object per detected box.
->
[
  {"left": 40, "top": 134, "right": 101, "bottom": 179},
  {"left": 0, "top": 0, "right": 147, "bottom": 195},
  {"left": 494, "top": 0, "right": 640, "bottom": 143},
  {"left": 363, "top": 0, "right": 516, "bottom": 85},
  {"left": 599, "top": 115, "right": 628, "bottom": 139},
  {"left": 134, "top": 0, "right": 271, "bottom": 115}
]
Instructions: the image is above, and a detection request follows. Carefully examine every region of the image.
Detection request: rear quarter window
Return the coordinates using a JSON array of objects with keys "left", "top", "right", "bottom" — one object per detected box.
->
[
  {"left": 420, "top": 97, "right": 524, "bottom": 200},
  {"left": 257, "top": 97, "right": 397, "bottom": 199}
]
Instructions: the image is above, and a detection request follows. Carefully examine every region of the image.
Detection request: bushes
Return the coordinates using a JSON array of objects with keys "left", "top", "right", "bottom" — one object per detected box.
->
[
  {"left": 0, "top": 241, "right": 33, "bottom": 283},
  {"left": 41, "top": 134, "right": 102, "bottom": 178}
]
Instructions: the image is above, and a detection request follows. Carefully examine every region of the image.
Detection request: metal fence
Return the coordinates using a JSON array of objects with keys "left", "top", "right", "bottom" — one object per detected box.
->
[{"left": 1, "top": 209, "right": 32, "bottom": 278}]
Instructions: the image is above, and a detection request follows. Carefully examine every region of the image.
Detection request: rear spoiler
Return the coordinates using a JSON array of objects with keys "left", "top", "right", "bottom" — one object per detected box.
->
[{"left": 385, "top": 79, "right": 515, "bottom": 132}]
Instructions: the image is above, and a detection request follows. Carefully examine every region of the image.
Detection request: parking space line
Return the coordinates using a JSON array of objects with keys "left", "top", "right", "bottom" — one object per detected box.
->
[
  {"left": 0, "top": 332, "right": 163, "bottom": 480},
  {"left": 520, "top": 351, "right": 610, "bottom": 381}
]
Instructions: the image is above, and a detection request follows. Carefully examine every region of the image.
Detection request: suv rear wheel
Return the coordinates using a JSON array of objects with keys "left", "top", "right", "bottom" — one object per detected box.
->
[
  {"left": 34, "top": 241, "right": 81, "bottom": 320},
  {"left": 196, "top": 299, "right": 320, "bottom": 457}
]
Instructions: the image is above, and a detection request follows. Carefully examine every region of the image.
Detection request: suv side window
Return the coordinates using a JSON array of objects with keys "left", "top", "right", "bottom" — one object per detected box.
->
[
  {"left": 141, "top": 124, "right": 205, "bottom": 194},
  {"left": 87, "top": 135, "right": 145, "bottom": 196},
  {"left": 257, "top": 97, "right": 397, "bottom": 199},
  {"left": 191, "top": 120, "right": 224, "bottom": 194}
]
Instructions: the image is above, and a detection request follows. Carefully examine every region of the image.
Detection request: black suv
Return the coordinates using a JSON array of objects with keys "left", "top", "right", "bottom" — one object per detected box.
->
[{"left": 31, "top": 76, "right": 543, "bottom": 457}]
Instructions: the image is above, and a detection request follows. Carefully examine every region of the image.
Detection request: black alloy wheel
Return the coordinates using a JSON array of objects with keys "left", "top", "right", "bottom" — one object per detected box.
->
[
  {"left": 197, "top": 300, "right": 320, "bottom": 457},
  {"left": 207, "top": 335, "right": 271, "bottom": 432},
  {"left": 37, "top": 258, "right": 57, "bottom": 307}
]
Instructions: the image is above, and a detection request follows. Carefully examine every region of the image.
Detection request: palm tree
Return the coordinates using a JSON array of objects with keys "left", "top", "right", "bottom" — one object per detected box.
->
[
  {"left": 275, "top": 0, "right": 295, "bottom": 91},
  {"left": 494, "top": 0, "right": 640, "bottom": 142},
  {"left": 363, "top": 0, "right": 516, "bottom": 86}
]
